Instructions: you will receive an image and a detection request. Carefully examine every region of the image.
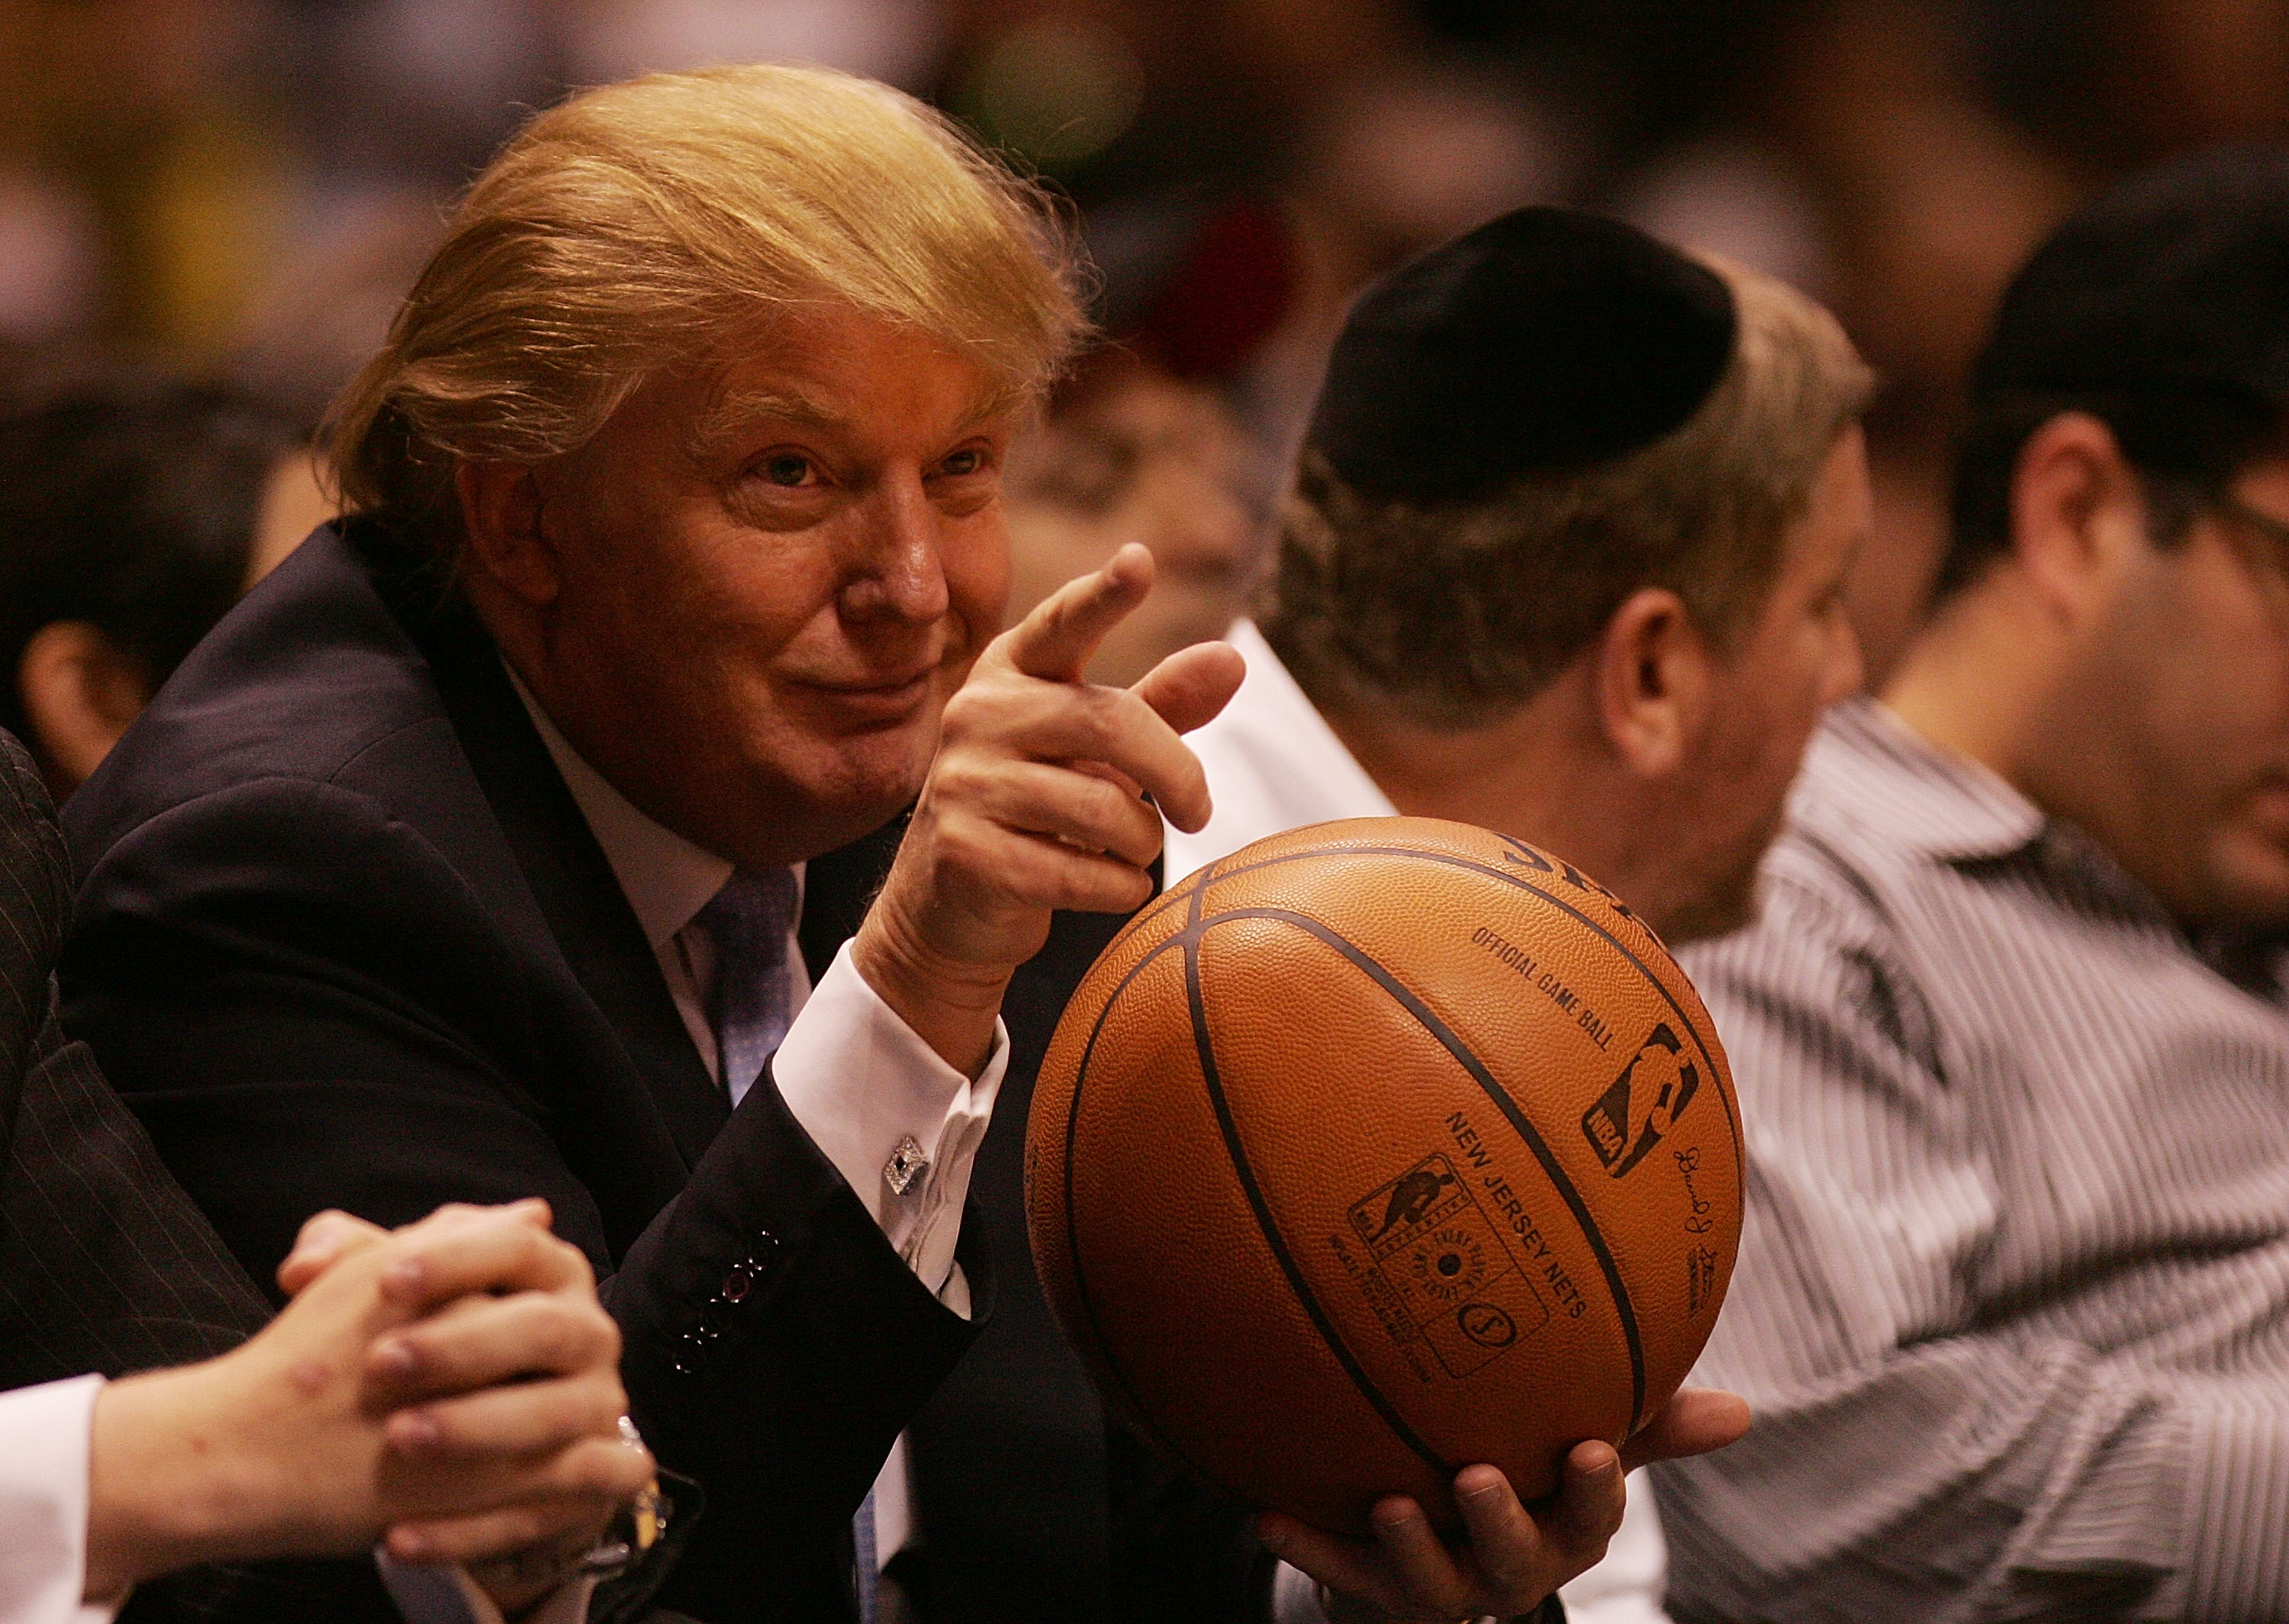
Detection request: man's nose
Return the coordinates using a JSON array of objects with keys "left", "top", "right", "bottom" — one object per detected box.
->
[{"left": 840, "top": 476, "right": 951, "bottom": 623}]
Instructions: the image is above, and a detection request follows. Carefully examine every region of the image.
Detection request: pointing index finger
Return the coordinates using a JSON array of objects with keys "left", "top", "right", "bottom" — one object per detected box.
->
[{"left": 1003, "top": 543, "right": 1154, "bottom": 683}]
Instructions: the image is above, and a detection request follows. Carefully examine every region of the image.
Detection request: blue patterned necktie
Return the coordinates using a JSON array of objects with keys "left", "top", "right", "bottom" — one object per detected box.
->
[{"left": 693, "top": 866, "right": 799, "bottom": 1105}]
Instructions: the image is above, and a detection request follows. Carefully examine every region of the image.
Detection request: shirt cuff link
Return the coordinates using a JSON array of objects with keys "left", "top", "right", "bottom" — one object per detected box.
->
[{"left": 884, "top": 1134, "right": 930, "bottom": 1196}]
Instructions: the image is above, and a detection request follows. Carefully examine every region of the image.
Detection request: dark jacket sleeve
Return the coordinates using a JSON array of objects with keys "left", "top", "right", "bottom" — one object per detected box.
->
[{"left": 64, "top": 777, "right": 984, "bottom": 1623}]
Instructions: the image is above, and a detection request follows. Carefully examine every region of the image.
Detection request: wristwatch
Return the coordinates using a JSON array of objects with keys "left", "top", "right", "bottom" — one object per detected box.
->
[{"left": 578, "top": 1417, "right": 671, "bottom": 1578}]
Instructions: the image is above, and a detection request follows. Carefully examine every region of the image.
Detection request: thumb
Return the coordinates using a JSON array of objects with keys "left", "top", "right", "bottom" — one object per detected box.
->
[
  {"left": 1618, "top": 1388, "right": 1751, "bottom": 1471},
  {"left": 1129, "top": 640, "right": 1245, "bottom": 738}
]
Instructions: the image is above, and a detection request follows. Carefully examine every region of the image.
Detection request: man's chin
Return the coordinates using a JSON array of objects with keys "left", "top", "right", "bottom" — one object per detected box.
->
[{"left": 793, "top": 738, "right": 937, "bottom": 843}]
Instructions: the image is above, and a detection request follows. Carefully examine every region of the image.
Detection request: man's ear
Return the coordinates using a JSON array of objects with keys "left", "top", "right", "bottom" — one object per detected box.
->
[
  {"left": 455, "top": 461, "right": 560, "bottom": 606},
  {"left": 18, "top": 622, "right": 150, "bottom": 798},
  {"left": 2007, "top": 412, "right": 2149, "bottom": 624},
  {"left": 1592, "top": 587, "right": 1713, "bottom": 779}
]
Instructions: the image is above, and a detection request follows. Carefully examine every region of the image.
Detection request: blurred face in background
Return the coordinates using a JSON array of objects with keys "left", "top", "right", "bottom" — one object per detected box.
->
[
  {"left": 1003, "top": 352, "right": 1266, "bottom": 686},
  {"left": 2066, "top": 448, "right": 2289, "bottom": 930}
]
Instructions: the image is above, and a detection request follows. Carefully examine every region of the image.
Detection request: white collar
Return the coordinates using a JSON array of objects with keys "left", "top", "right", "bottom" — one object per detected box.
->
[
  {"left": 504, "top": 662, "right": 740, "bottom": 949},
  {"left": 1162, "top": 619, "right": 1397, "bottom": 883}
]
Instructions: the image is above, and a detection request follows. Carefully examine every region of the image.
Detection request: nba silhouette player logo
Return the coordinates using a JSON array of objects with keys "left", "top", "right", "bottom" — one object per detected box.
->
[
  {"left": 1581, "top": 1023, "right": 1698, "bottom": 1176},
  {"left": 1360, "top": 1165, "right": 1458, "bottom": 1243}
]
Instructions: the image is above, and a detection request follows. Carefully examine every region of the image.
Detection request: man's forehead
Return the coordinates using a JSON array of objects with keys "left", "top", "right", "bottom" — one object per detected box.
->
[{"left": 683, "top": 323, "right": 1019, "bottom": 455}]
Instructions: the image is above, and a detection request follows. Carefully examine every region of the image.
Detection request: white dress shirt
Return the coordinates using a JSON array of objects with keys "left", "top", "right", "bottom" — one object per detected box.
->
[
  {"left": 509, "top": 672, "right": 1005, "bottom": 1568},
  {"left": 0, "top": 1376, "right": 111, "bottom": 1624},
  {"left": 1170, "top": 621, "right": 1672, "bottom": 1624}
]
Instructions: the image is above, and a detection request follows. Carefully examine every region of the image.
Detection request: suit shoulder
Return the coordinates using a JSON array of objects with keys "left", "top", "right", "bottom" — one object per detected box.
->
[{"left": 65, "top": 524, "right": 453, "bottom": 863}]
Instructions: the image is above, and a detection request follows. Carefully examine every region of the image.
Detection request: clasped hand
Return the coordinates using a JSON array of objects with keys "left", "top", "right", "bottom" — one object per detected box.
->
[{"left": 85, "top": 1199, "right": 652, "bottom": 1614}]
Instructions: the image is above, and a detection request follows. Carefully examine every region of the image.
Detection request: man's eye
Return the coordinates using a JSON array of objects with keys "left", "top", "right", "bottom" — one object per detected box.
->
[
  {"left": 760, "top": 454, "right": 814, "bottom": 487},
  {"left": 940, "top": 448, "right": 984, "bottom": 478}
]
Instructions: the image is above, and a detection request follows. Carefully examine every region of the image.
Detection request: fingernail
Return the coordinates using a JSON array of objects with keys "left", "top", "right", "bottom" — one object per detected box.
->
[
  {"left": 1460, "top": 1480, "right": 1503, "bottom": 1506},
  {"left": 372, "top": 1338, "right": 418, "bottom": 1377}
]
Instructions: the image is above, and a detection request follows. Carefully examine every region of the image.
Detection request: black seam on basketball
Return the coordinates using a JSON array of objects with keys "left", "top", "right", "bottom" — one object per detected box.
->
[
  {"left": 1055, "top": 931, "right": 1255, "bottom": 1503},
  {"left": 1197, "top": 907, "right": 1649, "bottom": 1429},
  {"left": 1182, "top": 927, "right": 1458, "bottom": 1479},
  {"left": 1127, "top": 869, "right": 1208, "bottom": 941},
  {"left": 1197, "top": 844, "right": 1740, "bottom": 1170}
]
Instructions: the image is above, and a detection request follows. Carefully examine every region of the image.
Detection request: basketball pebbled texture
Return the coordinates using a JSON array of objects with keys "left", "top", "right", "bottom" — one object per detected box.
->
[{"left": 1025, "top": 816, "right": 1741, "bottom": 1536}]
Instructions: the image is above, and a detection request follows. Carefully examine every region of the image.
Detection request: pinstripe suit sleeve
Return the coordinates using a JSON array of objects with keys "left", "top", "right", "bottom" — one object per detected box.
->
[
  {"left": 0, "top": 735, "right": 405, "bottom": 1623},
  {"left": 1654, "top": 863, "right": 2220, "bottom": 1622},
  {"left": 0, "top": 732, "right": 272, "bottom": 1391}
]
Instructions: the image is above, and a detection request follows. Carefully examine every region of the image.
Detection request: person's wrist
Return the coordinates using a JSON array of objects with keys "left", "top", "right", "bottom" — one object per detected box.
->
[
  {"left": 85, "top": 1359, "right": 277, "bottom": 1599},
  {"left": 850, "top": 906, "right": 1013, "bottom": 1077}
]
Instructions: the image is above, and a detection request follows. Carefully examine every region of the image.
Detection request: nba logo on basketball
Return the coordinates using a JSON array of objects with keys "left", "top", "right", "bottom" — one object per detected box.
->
[{"left": 1582, "top": 1024, "right": 1699, "bottom": 1177}]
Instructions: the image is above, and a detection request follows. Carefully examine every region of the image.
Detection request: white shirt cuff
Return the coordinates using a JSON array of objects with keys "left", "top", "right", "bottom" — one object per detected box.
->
[
  {"left": 0, "top": 1374, "right": 114, "bottom": 1624},
  {"left": 771, "top": 940, "right": 1008, "bottom": 1310},
  {"left": 1270, "top": 1561, "right": 1330, "bottom": 1623}
]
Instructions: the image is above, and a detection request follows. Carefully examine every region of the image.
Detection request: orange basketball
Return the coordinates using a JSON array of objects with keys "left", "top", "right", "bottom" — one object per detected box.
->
[{"left": 1025, "top": 815, "right": 1741, "bottom": 1535}]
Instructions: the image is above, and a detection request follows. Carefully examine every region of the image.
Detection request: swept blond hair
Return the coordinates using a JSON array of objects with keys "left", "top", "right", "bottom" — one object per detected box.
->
[
  {"left": 1262, "top": 257, "right": 1872, "bottom": 728},
  {"left": 327, "top": 63, "right": 1087, "bottom": 542}
]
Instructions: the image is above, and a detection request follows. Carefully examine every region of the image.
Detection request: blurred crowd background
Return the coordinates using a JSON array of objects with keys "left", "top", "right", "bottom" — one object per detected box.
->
[{"left": 2, "top": 0, "right": 2287, "bottom": 687}]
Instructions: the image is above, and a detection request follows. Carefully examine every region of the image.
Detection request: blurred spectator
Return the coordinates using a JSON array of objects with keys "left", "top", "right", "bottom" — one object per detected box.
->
[
  {"left": 1002, "top": 192, "right": 1299, "bottom": 684},
  {"left": 0, "top": 368, "right": 317, "bottom": 797}
]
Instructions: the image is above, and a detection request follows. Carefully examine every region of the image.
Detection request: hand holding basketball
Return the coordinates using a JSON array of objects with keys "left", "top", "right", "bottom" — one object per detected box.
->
[
  {"left": 855, "top": 542, "right": 1245, "bottom": 1074},
  {"left": 1260, "top": 1390, "right": 1750, "bottom": 1622},
  {"left": 1029, "top": 818, "right": 1753, "bottom": 1613}
]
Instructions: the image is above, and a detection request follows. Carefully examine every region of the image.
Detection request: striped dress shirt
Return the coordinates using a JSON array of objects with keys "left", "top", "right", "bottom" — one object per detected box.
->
[{"left": 1658, "top": 696, "right": 2289, "bottom": 1623}]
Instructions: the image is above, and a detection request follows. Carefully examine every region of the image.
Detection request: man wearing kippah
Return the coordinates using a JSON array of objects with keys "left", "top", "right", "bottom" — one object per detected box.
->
[
  {"left": 1144, "top": 206, "right": 1871, "bottom": 1622},
  {"left": 1660, "top": 148, "right": 2289, "bottom": 1619}
]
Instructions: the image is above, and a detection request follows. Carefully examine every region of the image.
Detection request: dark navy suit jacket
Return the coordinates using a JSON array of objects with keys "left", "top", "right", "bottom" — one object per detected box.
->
[{"left": 62, "top": 519, "right": 986, "bottom": 1623}]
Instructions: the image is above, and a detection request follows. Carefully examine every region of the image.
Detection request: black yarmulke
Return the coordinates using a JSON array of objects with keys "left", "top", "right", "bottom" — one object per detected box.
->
[{"left": 1307, "top": 207, "right": 1738, "bottom": 503}]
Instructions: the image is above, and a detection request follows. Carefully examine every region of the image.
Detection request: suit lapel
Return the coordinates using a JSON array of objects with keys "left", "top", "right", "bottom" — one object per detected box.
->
[{"left": 372, "top": 543, "right": 732, "bottom": 1170}]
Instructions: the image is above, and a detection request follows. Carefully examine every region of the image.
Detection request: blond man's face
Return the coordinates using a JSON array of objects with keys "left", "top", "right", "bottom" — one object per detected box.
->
[{"left": 525, "top": 304, "right": 1016, "bottom": 868}]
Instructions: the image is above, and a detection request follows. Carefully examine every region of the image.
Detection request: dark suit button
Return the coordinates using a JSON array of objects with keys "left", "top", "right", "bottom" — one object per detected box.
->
[
  {"left": 751, "top": 1229, "right": 781, "bottom": 1268},
  {"left": 720, "top": 1264, "right": 753, "bottom": 1303}
]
